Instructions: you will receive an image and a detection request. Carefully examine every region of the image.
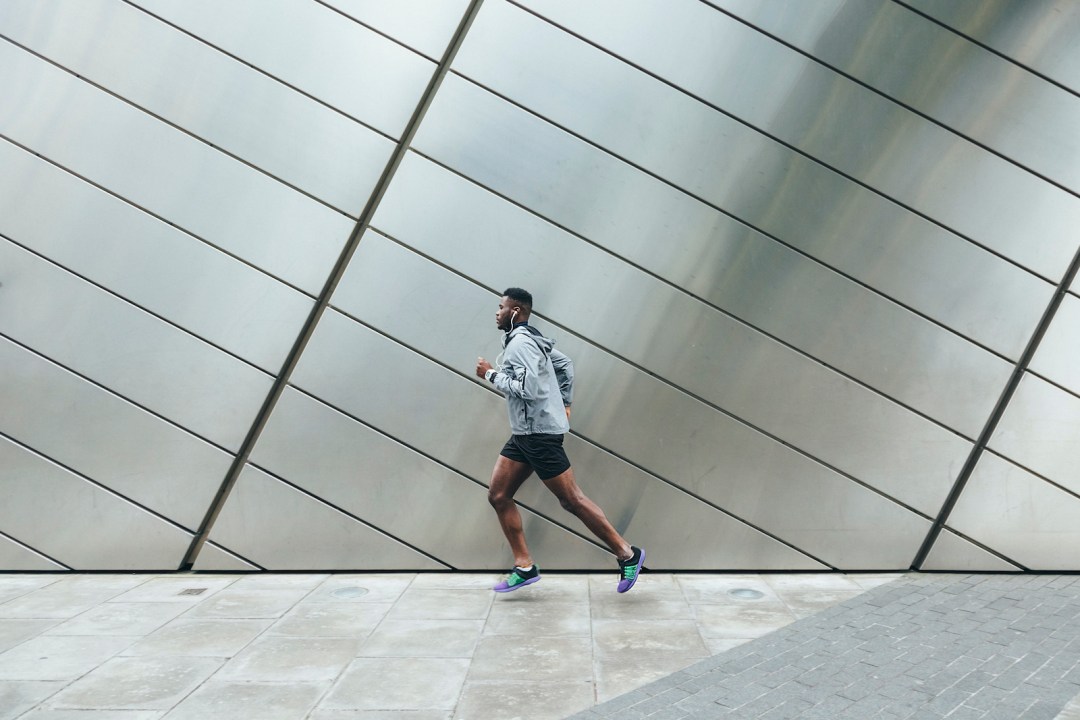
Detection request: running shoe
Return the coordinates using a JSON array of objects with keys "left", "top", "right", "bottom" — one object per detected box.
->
[
  {"left": 493, "top": 565, "right": 540, "bottom": 593},
  {"left": 617, "top": 546, "right": 645, "bottom": 593}
]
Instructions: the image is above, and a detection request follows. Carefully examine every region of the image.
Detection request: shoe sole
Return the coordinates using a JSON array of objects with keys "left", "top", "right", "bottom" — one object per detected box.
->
[
  {"left": 617, "top": 548, "right": 645, "bottom": 593},
  {"left": 493, "top": 576, "right": 540, "bottom": 593}
]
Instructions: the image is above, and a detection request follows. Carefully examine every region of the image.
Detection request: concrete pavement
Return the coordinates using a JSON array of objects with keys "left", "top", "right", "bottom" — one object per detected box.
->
[{"left": 0, "top": 571, "right": 896, "bottom": 718}]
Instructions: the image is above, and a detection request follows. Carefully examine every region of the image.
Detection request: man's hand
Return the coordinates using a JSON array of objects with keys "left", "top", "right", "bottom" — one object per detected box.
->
[
  {"left": 476, "top": 357, "right": 493, "bottom": 379},
  {"left": 565, "top": 406, "right": 572, "bottom": 421}
]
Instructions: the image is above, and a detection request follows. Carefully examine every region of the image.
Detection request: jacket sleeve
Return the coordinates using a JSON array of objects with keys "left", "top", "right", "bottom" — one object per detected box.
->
[
  {"left": 550, "top": 348, "right": 574, "bottom": 406},
  {"left": 492, "top": 336, "right": 544, "bottom": 400}
]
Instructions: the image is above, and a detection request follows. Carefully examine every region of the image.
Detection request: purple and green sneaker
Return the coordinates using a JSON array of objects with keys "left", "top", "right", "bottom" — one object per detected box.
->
[
  {"left": 617, "top": 546, "right": 645, "bottom": 593},
  {"left": 493, "top": 565, "right": 540, "bottom": 593}
]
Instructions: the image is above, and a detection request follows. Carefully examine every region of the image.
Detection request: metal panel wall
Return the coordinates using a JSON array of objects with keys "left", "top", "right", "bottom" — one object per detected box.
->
[
  {"left": 0, "top": 40, "right": 352, "bottom": 293},
  {"left": 512, "top": 0, "right": 1080, "bottom": 282},
  {"left": 410, "top": 72, "right": 1014, "bottom": 436},
  {"left": 1, "top": 0, "right": 398, "bottom": 216},
  {"left": 0, "top": 139, "right": 314, "bottom": 373},
  {"left": 0, "top": 438, "right": 193, "bottom": 571},
  {"left": 0, "top": 241, "right": 272, "bottom": 451},
  {"left": 371, "top": 152, "right": 974, "bottom": 517},
  {"left": 708, "top": 0, "right": 1080, "bottom": 193},
  {"left": 901, "top": 0, "right": 1080, "bottom": 94},
  {"left": 330, "top": 229, "right": 927, "bottom": 569},
  {"left": 1, "top": 0, "right": 1077, "bottom": 571},
  {"left": 0, "top": 0, "right": 451, "bottom": 570}
]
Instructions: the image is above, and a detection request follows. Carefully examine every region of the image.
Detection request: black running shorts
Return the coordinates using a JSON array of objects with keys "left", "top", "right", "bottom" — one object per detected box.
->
[{"left": 499, "top": 434, "right": 571, "bottom": 480}]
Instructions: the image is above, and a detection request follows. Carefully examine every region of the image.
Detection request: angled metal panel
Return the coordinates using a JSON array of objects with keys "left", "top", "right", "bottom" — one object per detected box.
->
[
  {"left": 0, "top": 535, "right": 65, "bottom": 571},
  {"left": 0, "top": 41, "right": 352, "bottom": 293},
  {"left": 708, "top": 0, "right": 1080, "bottom": 193},
  {"left": 0, "top": 0, "right": 396, "bottom": 215},
  {"left": 131, "top": 0, "right": 439, "bottom": 137},
  {"left": 449, "top": 4, "right": 1053, "bottom": 361},
  {"left": 990, "top": 374, "right": 1080, "bottom": 496},
  {"left": 0, "top": 437, "right": 193, "bottom": 570},
  {"left": 291, "top": 310, "right": 818, "bottom": 569},
  {"left": 1029, "top": 293, "right": 1080, "bottom": 396},
  {"left": 207, "top": 465, "right": 447, "bottom": 571},
  {"left": 293, "top": 310, "right": 518, "bottom": 482},
  {"left": 371, "top": 153, "right": 973, "bottom": 516},
  {"left": 947, "top": 452, "right": 1080, "bottom": 571},
  {"left": 902, "top": 0, "right": 1080, "bottom": 94},
  {"left": 412, "top": 73, "right": 1015, "bottom": 435},
  {"left": 919, "top": 528, "right": 1021, "bottom": 572},
  {"left": 0, "top": 337, "right": 232, "bottom": 530},
  {"left": 0, "top": 139, "right": 313, "bottom": 373},
  {"left": 320, "top": 0, "right": 471, "bottom": 59},
  {"left": 252, "top": 388, "right": 624, "bottom": 570},
  {"left": 514, "top": 0, "right": 1080, "bottom": 281},
  {"left": 0, "top": 240, "right": 272, "bottom": 451},
  {"left": 191, "top": 542, "right": 259, "bottom": 572},
  {"left": 333, "top": 231, "right": 931, "bottom": 569}
]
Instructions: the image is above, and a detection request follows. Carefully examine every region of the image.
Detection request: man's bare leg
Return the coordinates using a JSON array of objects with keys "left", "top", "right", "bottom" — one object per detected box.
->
[
  {"left": 543, "top": 467, "right": 633, "bottom": 561},
  {"left": 487, "top": 455, "right": 536, "bottom": 568}
]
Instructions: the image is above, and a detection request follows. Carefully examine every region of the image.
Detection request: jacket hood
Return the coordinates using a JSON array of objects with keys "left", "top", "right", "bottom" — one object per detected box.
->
[{"left": 504, "top": 323, "right": 555, "bottom": 352}]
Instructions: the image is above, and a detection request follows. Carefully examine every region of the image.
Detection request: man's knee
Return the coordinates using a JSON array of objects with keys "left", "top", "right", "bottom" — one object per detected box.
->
[
  {"left": 488, "top": 487, "right": 511, "bottom": 510},
  {"left": 556, "top": 490, "right": 586, "bottom": 515}
]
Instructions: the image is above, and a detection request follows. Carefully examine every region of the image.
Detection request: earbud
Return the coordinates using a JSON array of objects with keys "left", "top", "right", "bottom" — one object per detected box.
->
[{"left": 511, "top": 310, "right": 518, "bottom": 322}]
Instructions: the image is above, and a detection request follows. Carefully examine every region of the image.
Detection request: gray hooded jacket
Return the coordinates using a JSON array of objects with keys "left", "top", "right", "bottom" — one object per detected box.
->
[{"left": 491, "top": 324, "right": 573, "bottom": 435}]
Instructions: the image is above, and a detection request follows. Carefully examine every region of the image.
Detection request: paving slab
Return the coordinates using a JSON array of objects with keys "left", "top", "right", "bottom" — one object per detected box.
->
[
  {"left": 160, "top": 680, "right": 327, "bottom": 720},
  {"left": 0, "top": 681, "right": 66, "bottom": 720},
  {"left": 44, "top": 656, "right": 222, "bottom": 710},
  {"left": 266, "top": 602, "right": 392, "bottom": 638},
  {"left": 454, "top": 679, "right": 595, "bottom": 720},
  {"left": 117, "top": 619, "right": 271, "bottom": 658},
  {"left": 213, "top": 636, "right": 361, "bottom": 683},
  {"left": 357, "top": 618, "right": 484, "bottom": 657},
  {"left": 321, "top": 657, "right": 471, "bottom": 711},
  {"left": 0, "top": 635, "right": 137, "bottom": 681}
]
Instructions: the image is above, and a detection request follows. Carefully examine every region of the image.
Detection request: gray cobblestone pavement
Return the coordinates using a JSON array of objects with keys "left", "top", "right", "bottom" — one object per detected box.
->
[{"left": 569, "top": 574, "right": 1080, "bottom": 720}]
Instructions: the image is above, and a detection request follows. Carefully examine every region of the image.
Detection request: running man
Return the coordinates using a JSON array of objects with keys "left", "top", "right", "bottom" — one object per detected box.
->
[{"left": 475, "top": 287, "right": 645, "bottom": 594}]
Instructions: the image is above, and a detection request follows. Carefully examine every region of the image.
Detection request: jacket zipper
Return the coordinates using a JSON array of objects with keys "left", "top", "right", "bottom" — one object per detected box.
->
[{"left": 520, "top": 367, "right": 529, "bottom": 430}]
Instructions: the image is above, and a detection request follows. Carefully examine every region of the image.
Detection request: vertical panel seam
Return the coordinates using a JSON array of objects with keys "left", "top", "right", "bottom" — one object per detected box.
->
[
  {"left": 912, "top": 242, "right": 1080, "bottom": 570},
  {"left": 178, "top": 0, "right": 487, "bottom": 571}
]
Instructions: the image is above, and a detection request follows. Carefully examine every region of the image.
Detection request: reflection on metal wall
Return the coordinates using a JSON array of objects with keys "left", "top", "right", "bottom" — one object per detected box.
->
[{"left": 1, "top": 0, "right": 1077, "bottom": 571}]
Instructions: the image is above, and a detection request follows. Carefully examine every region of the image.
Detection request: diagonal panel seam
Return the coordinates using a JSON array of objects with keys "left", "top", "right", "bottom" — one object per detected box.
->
[
  {"left": 913, "top": 241, "right": 1080, "bottom": 570},
  {"left": 179, "top": 0, "right": 488, "bottom": 571},
  {"left": 0, "top": 527, "right": 72, "bottom": 572}
]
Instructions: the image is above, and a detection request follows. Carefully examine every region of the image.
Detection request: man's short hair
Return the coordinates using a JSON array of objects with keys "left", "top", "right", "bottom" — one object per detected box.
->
[{"left": 502, "top": 287, "right": 533, "bottom": 310}]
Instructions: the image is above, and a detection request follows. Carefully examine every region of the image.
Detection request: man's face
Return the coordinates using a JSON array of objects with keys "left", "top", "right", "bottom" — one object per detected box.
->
[{"left": 496, "top": 296, "right": 518, "bottom": 331}]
